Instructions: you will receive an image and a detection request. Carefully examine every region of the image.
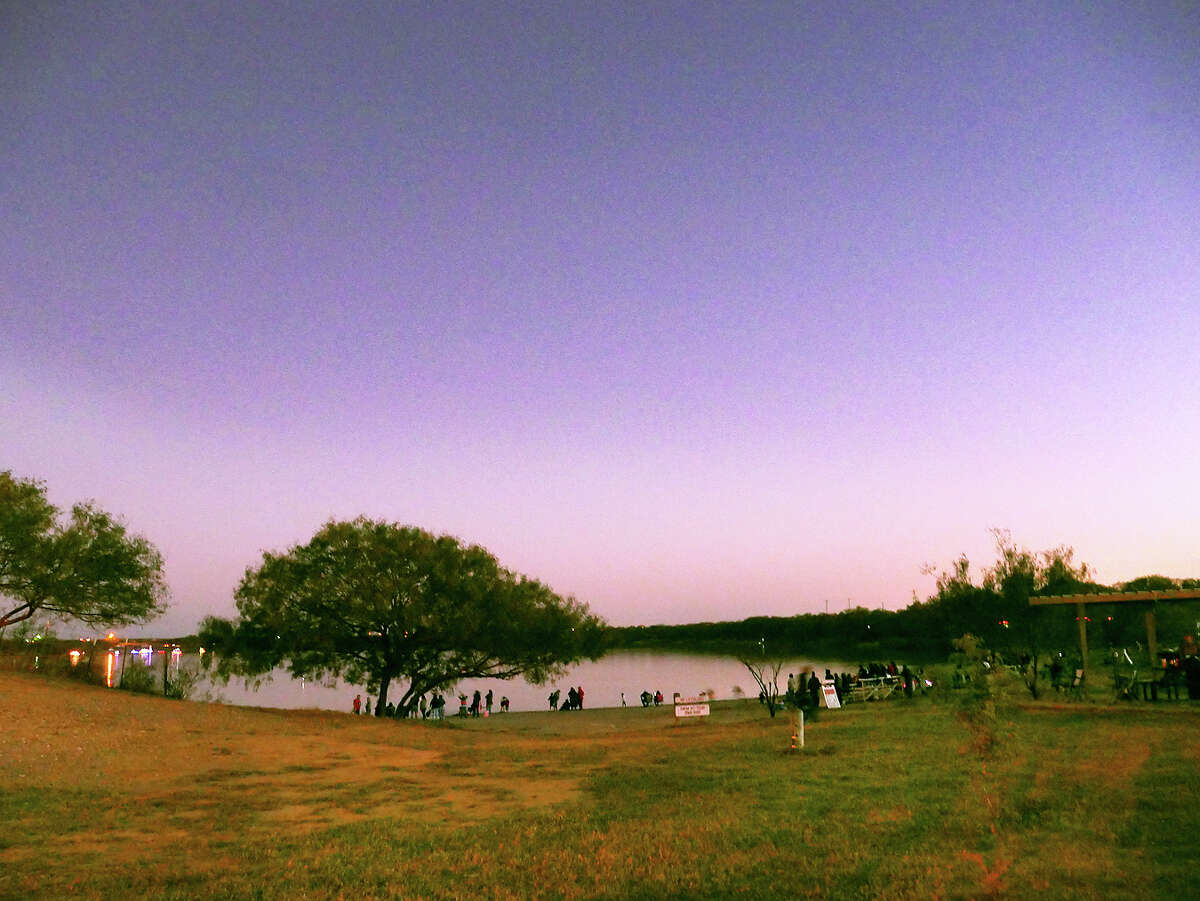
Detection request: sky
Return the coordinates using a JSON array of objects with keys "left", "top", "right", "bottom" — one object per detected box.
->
[{"left": 3, "top": 2, "right": 1199, "bottom": 636}]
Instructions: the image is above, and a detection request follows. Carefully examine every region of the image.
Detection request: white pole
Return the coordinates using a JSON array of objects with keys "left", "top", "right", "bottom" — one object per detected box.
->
[{"left": 799, "top": 709, "right": 805, "bottom": 748}]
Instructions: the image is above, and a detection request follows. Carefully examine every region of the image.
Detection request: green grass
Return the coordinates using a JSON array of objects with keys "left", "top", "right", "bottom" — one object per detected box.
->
[{"left": 2, "top": 671, "right": 1199, "bottom": 899}]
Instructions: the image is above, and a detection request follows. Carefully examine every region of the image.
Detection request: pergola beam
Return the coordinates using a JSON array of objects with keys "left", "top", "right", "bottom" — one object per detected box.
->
[{"left": 1029, "top": 589, "right": 1200, "bottom": 606}]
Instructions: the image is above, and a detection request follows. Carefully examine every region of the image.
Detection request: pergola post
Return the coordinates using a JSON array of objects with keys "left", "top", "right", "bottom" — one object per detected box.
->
[
  {"left": 1145, "top": 605, "right": 1158, "bottom": 667},
  {"left": 1076, "top": 601, "right": 1089, "bottom": 681}
]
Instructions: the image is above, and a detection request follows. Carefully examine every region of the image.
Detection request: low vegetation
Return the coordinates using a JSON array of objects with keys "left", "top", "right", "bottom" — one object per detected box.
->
[{"left": 3, "top": 669, "right": 1198, "bottom": 899}]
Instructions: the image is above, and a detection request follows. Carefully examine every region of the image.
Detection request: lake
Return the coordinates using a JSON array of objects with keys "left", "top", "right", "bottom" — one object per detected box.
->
[{"left": 180, "top": 649, "right": 854, "bottom": 714}]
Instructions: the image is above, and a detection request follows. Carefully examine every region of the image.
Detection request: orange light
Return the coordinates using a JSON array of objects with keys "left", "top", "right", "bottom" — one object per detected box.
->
[{"left": 106, "top": 632, "right": 116, "bottom": 641}]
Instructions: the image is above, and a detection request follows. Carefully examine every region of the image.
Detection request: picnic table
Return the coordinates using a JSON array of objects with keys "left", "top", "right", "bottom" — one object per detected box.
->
[
  {"left": 1115, "top": 668, "right": 1183, "bottom": 702},
  {"left": 846, "top": 675, "right": 900, "bottom": 702}
]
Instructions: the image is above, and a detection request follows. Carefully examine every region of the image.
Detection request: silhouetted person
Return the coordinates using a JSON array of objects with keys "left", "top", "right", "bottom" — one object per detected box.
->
[
  {"left": 1184, "top": 655, "right": 1200, "bottom": 700},
  {"left": 1049, "top": 657, "right": 1064, "bottom": 689},
  {"left": 807, "top": 671, "right": 820, "bottom": 707}
]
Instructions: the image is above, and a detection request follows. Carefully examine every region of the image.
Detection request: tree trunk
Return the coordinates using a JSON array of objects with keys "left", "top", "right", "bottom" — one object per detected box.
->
[{"left": 375, "top": 673, "right": 391, "bottom": 715}]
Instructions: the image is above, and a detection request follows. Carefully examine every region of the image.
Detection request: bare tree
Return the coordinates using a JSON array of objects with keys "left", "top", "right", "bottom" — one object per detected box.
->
[{"left": 739, "top": 657, "right": 786, "bottom": 718}]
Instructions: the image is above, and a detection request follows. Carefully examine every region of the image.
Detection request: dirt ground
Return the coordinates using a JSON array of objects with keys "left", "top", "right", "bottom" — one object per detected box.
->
[
  {"left": 0, "top": 670, "right": 734, "bottom": 883},
  {"left": 1, "top": 671, "right": 592, "bottom": 835}
]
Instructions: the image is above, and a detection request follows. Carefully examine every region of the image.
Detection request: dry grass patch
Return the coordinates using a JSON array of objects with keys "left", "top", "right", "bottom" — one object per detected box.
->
[{"left": 6, "top": 673, "right": 1200, "bottom": 900}]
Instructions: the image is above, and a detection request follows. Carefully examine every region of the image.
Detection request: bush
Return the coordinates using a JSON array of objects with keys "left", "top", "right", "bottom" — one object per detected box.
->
[
  {"left": 165, "top": 667, "right": 199, "bottom": 700},
  {"left": 118, "top": 663, "right": 157, "bottom": 694}
]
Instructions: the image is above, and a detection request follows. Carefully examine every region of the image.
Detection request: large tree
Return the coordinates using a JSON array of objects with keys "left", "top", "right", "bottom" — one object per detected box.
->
[
  {"left": 0, "top": 471, "right": 168, "bottom": 631},
  {"left": 200, "top": 518, "right": 607, "bottom": 713}
]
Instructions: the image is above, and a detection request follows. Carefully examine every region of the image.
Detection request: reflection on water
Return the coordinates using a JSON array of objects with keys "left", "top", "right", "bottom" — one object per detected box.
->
[
  {"left": 192, "top": 650, "right": 851, "bottom": 715},
  {"left": 92, "top": 643, "right": 190, "bottom": 691}
]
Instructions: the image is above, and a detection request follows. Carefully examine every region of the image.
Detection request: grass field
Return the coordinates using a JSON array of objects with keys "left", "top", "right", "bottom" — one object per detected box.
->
[{"left": 2, "top": 669, "right": 1198, "bottom": 900}]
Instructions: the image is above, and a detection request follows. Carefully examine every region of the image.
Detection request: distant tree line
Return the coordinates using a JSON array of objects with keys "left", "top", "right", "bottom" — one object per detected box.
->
[{"left": 608, "top": 531, "right": 1200, "bottom": 663}]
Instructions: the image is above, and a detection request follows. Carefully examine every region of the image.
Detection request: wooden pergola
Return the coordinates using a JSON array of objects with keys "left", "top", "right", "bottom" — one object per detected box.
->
[{"left": 1029, "top": 589, "right": 1200, "bottom": 680}]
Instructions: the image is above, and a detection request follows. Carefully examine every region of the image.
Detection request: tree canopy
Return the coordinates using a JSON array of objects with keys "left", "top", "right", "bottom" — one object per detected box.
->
[
  {"left": 0, "top": 471, "right": 168, "bottom": 631},
  {"left": 200, "top": 518, "right": 607, "bottom": 713}
]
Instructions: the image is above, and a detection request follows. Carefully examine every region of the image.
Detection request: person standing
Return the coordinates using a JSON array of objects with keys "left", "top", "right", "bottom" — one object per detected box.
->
[
  {"left": 352, "top": 694, "right": 361, "bottom": 715},
  {"left": 485, "top": 689, "right": 493, "bottom": 715},
  {"left": 577, "top": 685, "right": 585, "bottom": 709},
  {"left": 807, "top": 670, "right": 821, "bottom": 708}
]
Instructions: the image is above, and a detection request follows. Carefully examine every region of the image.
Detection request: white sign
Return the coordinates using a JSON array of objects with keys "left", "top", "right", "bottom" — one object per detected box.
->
[
  {"left": 821, "top": 682, "right": 841, "bottom": 709},
  {"left": 673, "top": 693, "right": 710, "bottom": 718}
]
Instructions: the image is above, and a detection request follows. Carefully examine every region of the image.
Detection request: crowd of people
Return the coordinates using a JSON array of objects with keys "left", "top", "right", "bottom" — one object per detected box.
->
[
  {"left": 350, "top": 689, "right": 508, "bottom": 719},
  {"left": 350, "top": 639, "right": 1200, "bottom": 719},
  {"left": 546, "top": 686, "right": 585, "bottom": 710},
  {"left": 350, "top": 683, "right": 678, "bottom": 717},
  {"left": 777, "top": 661, "right": 926, "bottom": 707},
  {"left": 350, "top": 661, "right": 937, "bottom": 719}
]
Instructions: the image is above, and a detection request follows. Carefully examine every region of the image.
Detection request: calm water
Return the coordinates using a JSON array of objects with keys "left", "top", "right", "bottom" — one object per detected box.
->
[{"left": 190, "top": 649, "right": 851, "bottom": 714}]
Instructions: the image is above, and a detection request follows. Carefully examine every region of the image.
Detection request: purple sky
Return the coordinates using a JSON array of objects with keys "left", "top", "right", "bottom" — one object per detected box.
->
[{"left": 3, "top": 3, "right": 1199, "bottom": 636}]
